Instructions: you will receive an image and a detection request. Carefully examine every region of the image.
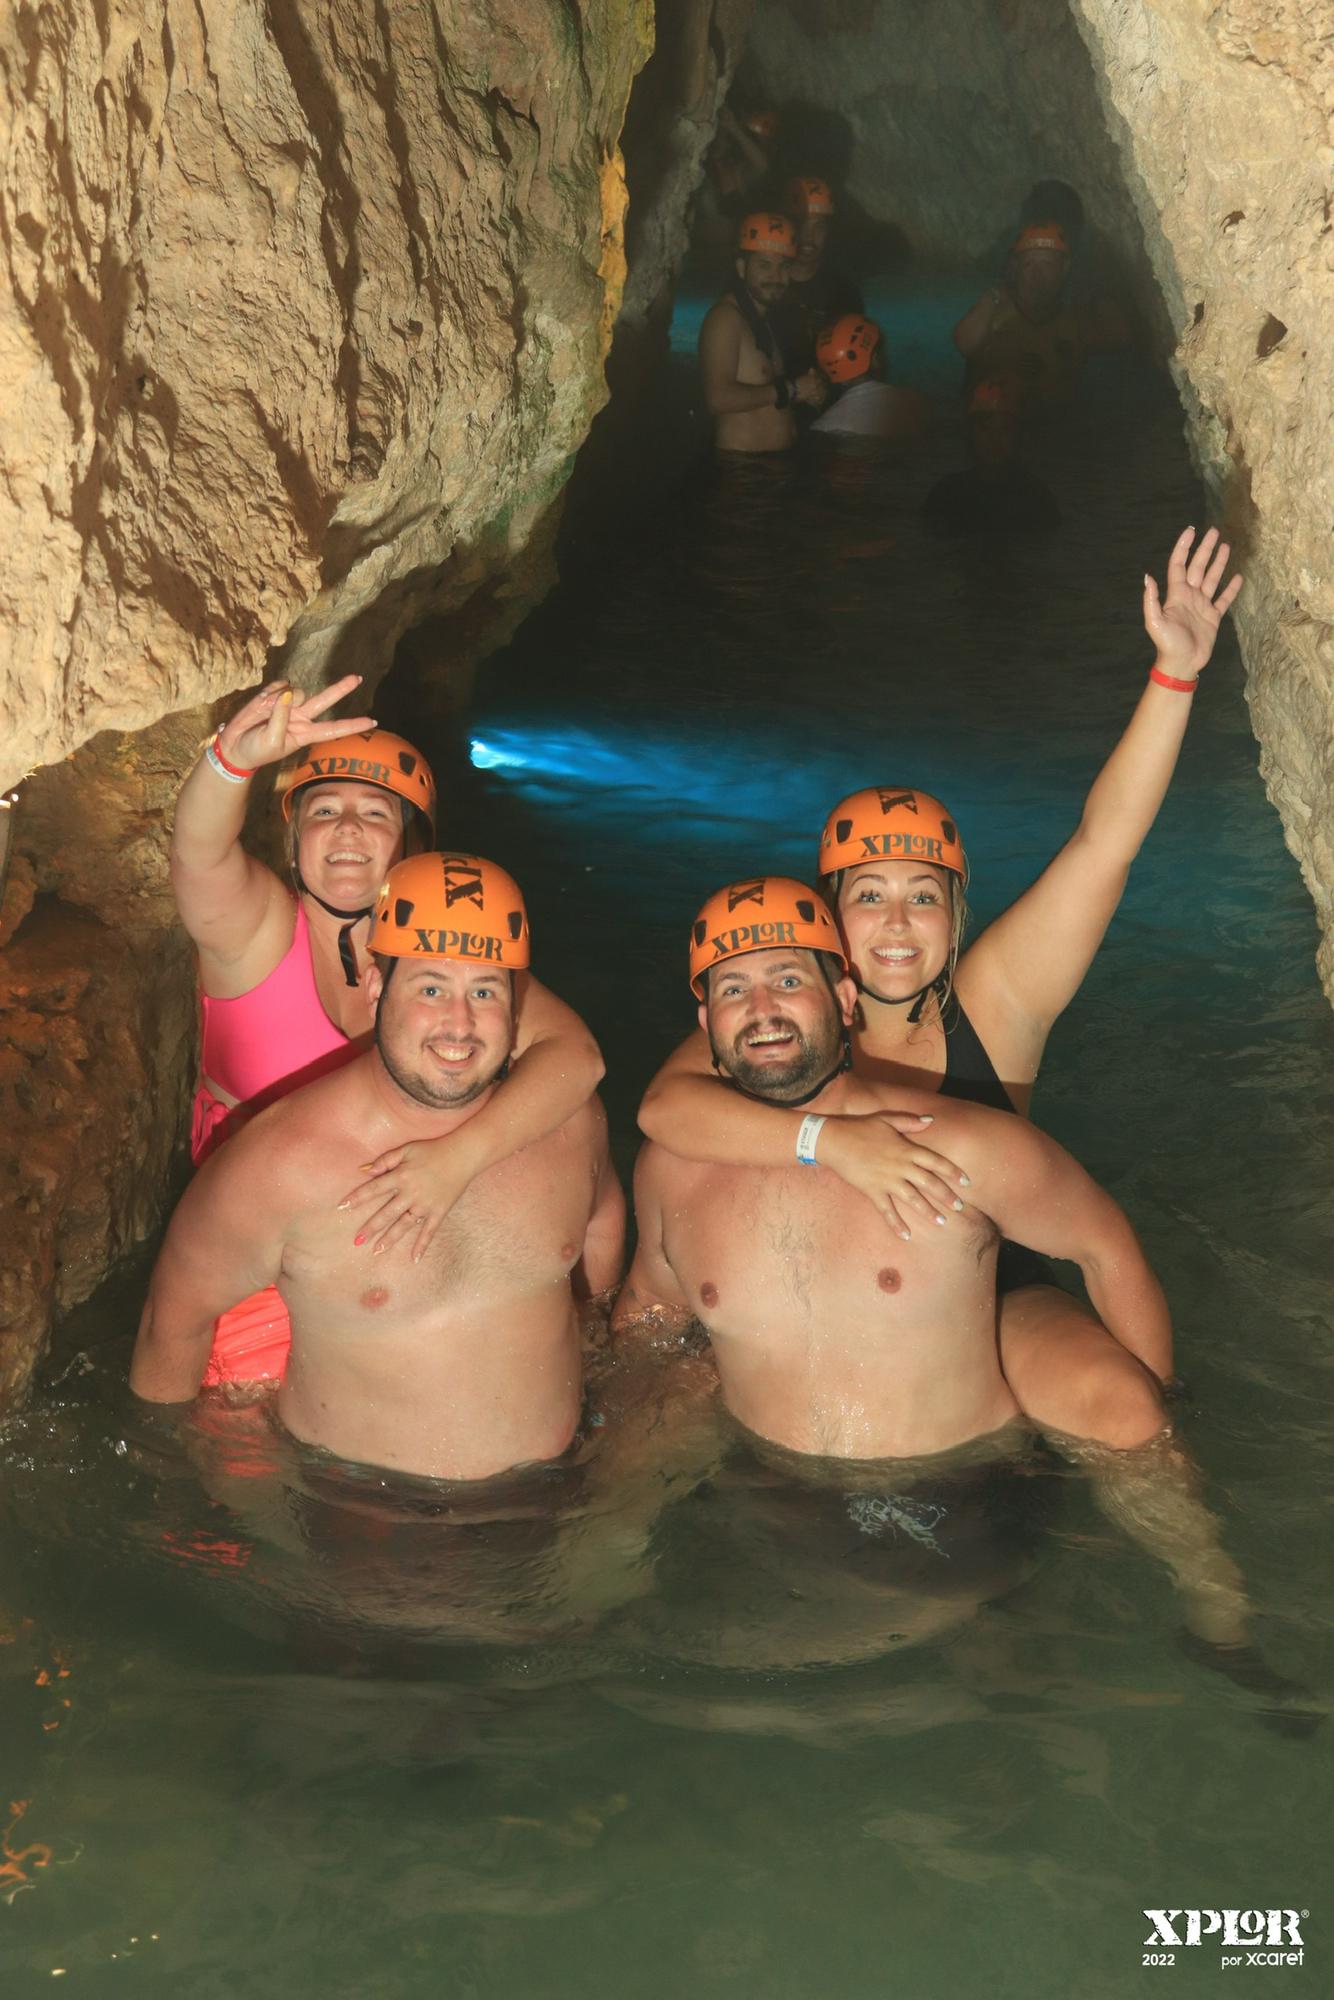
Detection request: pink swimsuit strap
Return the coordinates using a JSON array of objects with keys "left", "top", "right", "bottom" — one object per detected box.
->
[{"left": 196, "top": 899, "right": 353, "bottom": 1138}]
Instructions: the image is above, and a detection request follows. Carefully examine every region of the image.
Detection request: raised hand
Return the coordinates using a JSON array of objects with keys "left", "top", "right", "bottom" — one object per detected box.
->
[
  {"left": 1143, "top": 527, "right": 1243, "bottom": 681},
  {"left": 216, "top": 675, "right": 376, "bottom": 773}
]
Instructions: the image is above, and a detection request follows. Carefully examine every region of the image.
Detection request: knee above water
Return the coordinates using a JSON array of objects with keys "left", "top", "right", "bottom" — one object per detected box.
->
[{"left": 1078, "top": 1354, "right": 1167, "bottom": 1451}]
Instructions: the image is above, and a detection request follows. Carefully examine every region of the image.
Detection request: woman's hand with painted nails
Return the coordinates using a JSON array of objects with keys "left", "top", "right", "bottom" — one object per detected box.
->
[
  {"left": 336, "top": 1137, "right": 470, "bottom": 1262},
  {"left": 217, "top": 674, "right": 376, "bottom": 773},
  {"left": 1143, "top": 526, "right": 1243, "bottom": 680},
  {"left": 818, "top": 1111, "right": 970, "bottom": 1241}
]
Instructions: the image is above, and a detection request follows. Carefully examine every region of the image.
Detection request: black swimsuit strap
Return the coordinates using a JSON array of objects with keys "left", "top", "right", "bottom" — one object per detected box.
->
[
  {"left": 729, "top": 285, "right": 779, "bottom": 368},
  {"left": 937, "top": 997, "right": 1015, "bottom": 1115}
]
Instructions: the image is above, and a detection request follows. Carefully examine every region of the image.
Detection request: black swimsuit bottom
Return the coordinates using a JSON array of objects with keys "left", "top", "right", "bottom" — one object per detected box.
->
[{"left": 935, "top": 999, "right": 1061, "bottom": 1299}]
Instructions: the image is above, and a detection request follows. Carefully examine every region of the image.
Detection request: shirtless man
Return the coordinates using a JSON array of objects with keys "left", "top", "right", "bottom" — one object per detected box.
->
[
  {"left": 616, "top": 878, "right": 1166, "bottom": 1463},
  {"left": 615, "top": 879, "right": 1262, "bottom": 1658},
  {"left": 698, "top": 213, "right": 824, "bottom": 453},
  {"left": 133, "top": 852, "right": 623, "bottom": 1482}
]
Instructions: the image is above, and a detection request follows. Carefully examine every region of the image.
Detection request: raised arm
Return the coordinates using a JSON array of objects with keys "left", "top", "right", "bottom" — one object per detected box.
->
[
  {"left": 951, "top": 1106, "right": 1171, "bottom": 1378},
  {"left": 340, "top": 975, "right": 605, "bottom": 1257},
  {"left": 640, "top": 1030, "right": 969, "bottom": 1238},
  {"left": 961, "top": 528, "right": 1243, "bottom": 1041},
  {"left": 131, "top": 1135, "right": 288, "bottom": 1402},
  {"left": 172, "top": 675, "right": 375, "bottom": 980}
]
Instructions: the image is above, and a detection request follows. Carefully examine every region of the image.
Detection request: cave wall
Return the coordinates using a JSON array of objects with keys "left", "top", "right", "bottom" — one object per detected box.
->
[
  {"left": 1067, "top": 0, "right": 1334, "bottom": 996},
  {"left": 1, "top": 0, "right": 654, "bottom": 790},
  {"left": 742, "top": 0, "right": 1334, "bottom": 998},
  {"left": 740, "top": 0, "right": 1154, "bottom": 288}
]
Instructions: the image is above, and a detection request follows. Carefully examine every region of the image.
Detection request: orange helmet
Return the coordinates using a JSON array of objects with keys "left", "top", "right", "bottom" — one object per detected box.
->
[
  {"left": 738, "top": 212, "right": 797, "bottom": 259},
  {"left": 690, "top": 876, "right": 848, "bottom": 998},
  {"left": 370, "top": 852, "right": 530, "bottom": 969},
  {"left": 280, "top": 729, "right": 436, "bottom": 842},
  {"left": 785, "top": 175, "right": 834, "bottom": 219},
  {"left": 1013, "top": 223, "right": 1069, "bottom": 256},
  {"left": 817, "top": 314, "right": 881, "bottom": 384},
  {"left": 818, "top": 788, "right": 968, "bottom": 881},
  {"left": 743, "top": 110, "right": 779, "bottom": 142}
]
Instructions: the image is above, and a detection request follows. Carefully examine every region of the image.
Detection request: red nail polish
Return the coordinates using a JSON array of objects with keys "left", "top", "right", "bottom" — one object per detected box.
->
[{"left": 354, "top": 1232, "right": 366, "bottom": 1247}]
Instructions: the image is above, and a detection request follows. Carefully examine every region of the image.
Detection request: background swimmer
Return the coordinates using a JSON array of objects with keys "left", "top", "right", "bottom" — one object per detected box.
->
[{"left": 698, "top": 213, "right": 824, "bottom": 453}]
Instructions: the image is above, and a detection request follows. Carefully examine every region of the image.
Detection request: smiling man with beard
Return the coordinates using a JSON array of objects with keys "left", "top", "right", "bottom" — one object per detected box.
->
[
  {"left": 133, "top": 852, "right": 622, "bottom": 1482},
  {"left": 615, "top": 876, "right": 1169, "bottom": 1466}
]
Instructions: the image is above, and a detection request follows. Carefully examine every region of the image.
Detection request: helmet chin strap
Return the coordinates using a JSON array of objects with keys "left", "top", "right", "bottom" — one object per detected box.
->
[
  {"left": 301, "top": 885, "right": 375, "bottom": 988},
  {"left": 868, "top": 969, "right": 948, "bottom": 1026}
]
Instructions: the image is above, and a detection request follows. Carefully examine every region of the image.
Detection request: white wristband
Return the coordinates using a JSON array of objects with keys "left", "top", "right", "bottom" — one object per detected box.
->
[
  {"left": 796, "top": 1113, "right": 826, "bottom": 1166},
  {"left": 204, "top": 738, "right": 249, "bottom": 785}
]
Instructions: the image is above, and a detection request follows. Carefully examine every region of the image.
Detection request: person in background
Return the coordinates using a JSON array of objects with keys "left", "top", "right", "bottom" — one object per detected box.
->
[
  {"left": 693, "top": 106, "right": 782, "bottom": 267},
  {"left": 698, "top": 213, "right": 825, "bottom": 452},
  {"left": 920, "top": 377, "right": 1060, "bottom": 537},
  {"left": 953, "top": 223, "right": 1086, "bottom": 407},
  {"left": 771, "top": 176, "right": 865, "bottom": 380},
  {"left": 810, "top": 315, "right": 930, "bottom": 444}
]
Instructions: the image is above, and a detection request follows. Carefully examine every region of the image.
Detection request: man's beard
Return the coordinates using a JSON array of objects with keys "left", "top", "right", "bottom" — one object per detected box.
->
[
  {"left": 375, "top": 1014, "right": 507, "bottom": 1110},
  {"left": 710, "top": 1009, "right": 843, "bottom": 1103}
]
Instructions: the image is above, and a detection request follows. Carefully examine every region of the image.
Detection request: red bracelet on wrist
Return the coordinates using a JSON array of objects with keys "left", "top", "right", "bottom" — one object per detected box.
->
[
  {"left": 1149, "top": 665, "right": 1198, "bottom": 693},
  {"left": 210, "top": 733, "right": 257, "bottom": 778}
]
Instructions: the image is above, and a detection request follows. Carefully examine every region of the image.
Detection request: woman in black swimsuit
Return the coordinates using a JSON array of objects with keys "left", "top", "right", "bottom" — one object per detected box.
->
[{"left": 640, "top": 527, "right": 1242, "bottom": 1447}]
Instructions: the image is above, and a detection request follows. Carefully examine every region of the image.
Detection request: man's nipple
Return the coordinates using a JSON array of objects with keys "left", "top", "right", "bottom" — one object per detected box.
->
[
  {"left": 876, "top": 1268, "right": 901, "bottom": 1294},
  {"left": 699, "top": 1282, "right": 719, "bottom": 1309}
]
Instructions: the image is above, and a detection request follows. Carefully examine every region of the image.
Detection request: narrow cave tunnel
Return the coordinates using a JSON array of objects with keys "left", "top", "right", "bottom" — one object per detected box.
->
[{"left": 0, "top": 0, "right": 1330, "bottom": 1982}]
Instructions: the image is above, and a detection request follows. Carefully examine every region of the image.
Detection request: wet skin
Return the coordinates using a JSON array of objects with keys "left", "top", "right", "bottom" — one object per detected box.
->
[
  {"left": 698, "top": 252, "right": 798, "bottom": 454},
  {"left": 617, "top": 949, "right": 1168, "bottom": 1460},
  {"left": 134, "top": 959, "right": 623, "bottom": 1479}
]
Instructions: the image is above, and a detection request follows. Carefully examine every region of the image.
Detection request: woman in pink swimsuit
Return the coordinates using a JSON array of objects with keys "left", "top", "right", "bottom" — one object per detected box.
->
[{"left": 174, "top": 674, "right": 604, "bottom": 1383}]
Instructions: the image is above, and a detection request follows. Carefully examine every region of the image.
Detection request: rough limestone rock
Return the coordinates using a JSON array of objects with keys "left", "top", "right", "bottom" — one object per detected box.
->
[
  {"left": 1068, "top": 0, "right": 1334, "bottom": 994},
  {"left": 742, "top": 0, "right": 1334, "bottom": 996},
  {"left": 0, "top": 0, "right": 652, "bottom": 791},
  {"left": 0, "top": 0, "right": 655, "bottom": 1395},
  {"left": 0, "top": 910, "right": 195, "bottom": 1405}
]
